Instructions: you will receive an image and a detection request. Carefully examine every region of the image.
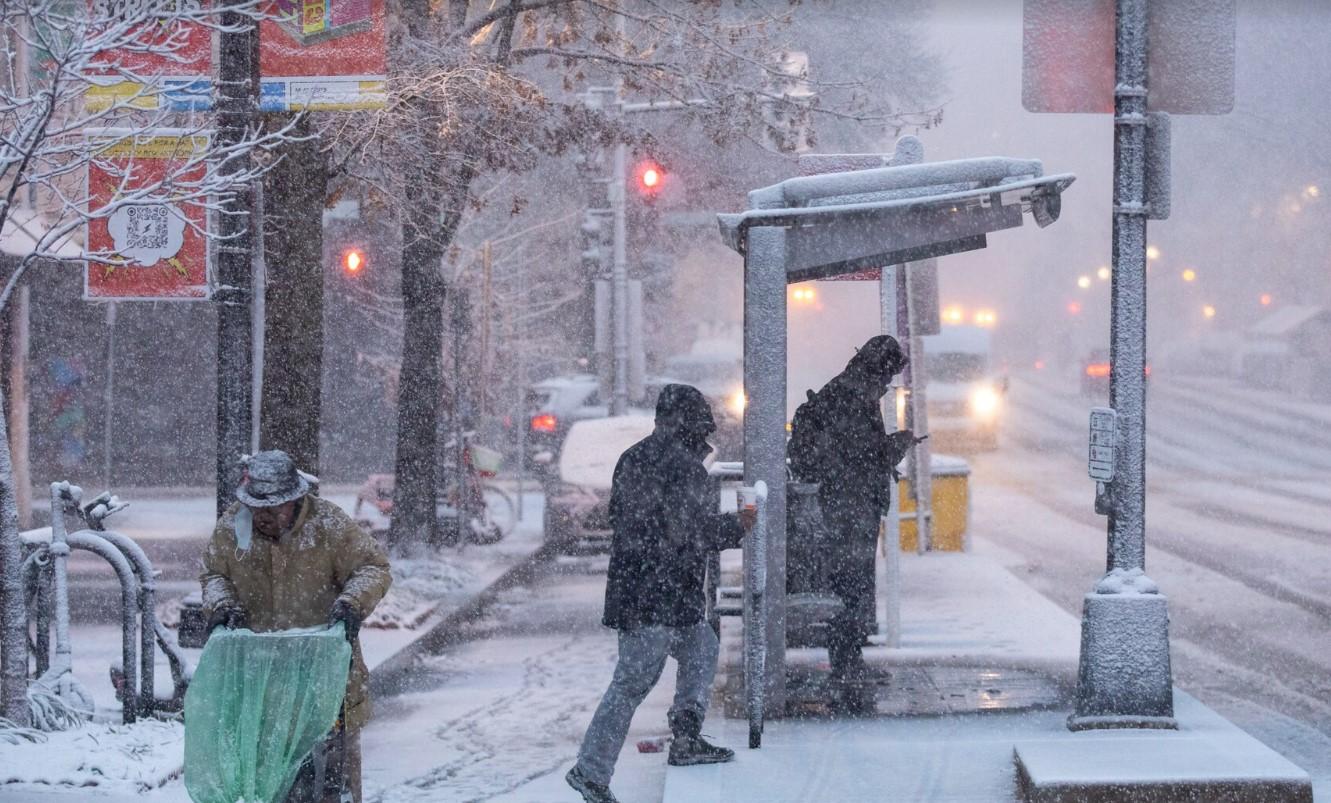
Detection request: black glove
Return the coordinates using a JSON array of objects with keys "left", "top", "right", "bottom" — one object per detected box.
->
[
  {"left": 206, "top": 605, "right": 248, "bottom": 634},
  {"left": 328, "top": 599, "right": 362, "bottom": 644}
]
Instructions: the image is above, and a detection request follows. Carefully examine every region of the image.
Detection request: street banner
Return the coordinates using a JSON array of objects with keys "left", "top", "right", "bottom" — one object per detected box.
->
[
  {"left": 84, "top": 0, "right": 213, "bottom": 112},
  {"left": 259, "top": 0, "right": 387, "bottom": 112},
  {"left": 84, "top": 130, "right": 212, "bottom": 300}
]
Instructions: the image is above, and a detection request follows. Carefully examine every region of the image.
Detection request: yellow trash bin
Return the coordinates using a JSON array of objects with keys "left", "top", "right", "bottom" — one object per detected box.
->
[{"left": 898, "top": 454, "right": 971, "bottom": 552}]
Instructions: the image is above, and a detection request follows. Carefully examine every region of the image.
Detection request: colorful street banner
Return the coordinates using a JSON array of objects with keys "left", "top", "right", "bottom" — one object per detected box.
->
[
  {"left": 84, "top": 1, "right": 213, "bottom": 112},
  {"left": 259, "top": 0, "right": 387, "bottom": 111},
  {"left": 84, "top": 131, "right": 212, "bottom": 300}
]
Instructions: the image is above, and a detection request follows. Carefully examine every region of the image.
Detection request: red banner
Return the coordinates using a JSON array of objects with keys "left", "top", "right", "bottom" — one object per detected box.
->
[
  {"left": 85, "top": 1, "right": 213, "bottom": 112},
  {"left": 259, "top": 0, "right": 387, "bottom": 111},
  {"left": 84, "top": 132, "right": 211, "bottom": 300}
]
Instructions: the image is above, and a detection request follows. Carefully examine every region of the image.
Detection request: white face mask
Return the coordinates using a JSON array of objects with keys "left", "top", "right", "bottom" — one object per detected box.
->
[{"left": 234, "top": 505, "right": 254, "bottom": 552}]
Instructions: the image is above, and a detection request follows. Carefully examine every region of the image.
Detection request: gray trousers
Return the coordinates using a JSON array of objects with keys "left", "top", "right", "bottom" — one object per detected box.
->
[{"left": 576, "top": 622, "right": 719, "bottom": 785}]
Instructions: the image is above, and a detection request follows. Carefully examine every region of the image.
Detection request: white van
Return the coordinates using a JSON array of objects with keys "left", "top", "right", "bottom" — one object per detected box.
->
[{"left": 919, "top": 325, "right": 1006, "bottom": 451}]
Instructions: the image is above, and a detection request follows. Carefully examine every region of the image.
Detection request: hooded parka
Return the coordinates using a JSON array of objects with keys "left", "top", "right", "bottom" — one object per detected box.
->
[
  {"left": 602, "top": 385, "right": 745, "bottom": 630},
  {"left": 200, "top": 495, "right": 392, "bottom": 731}
]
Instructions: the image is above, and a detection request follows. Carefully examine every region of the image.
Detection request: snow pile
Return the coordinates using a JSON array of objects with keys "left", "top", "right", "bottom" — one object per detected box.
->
[
  {"left": 1094, "top": 567, "right": 1160, "bottom": 595},
  {"left": 364, "top": 557, "right": 475, "bottom": 630},
  {"left": 0, "top": 718, "right": 184, "bottom": 792}
]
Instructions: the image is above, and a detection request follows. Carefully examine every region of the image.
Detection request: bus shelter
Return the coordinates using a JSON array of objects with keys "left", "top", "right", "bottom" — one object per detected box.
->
[{"left": 717, "top": 153, "right": 1075, "bottom": 745}]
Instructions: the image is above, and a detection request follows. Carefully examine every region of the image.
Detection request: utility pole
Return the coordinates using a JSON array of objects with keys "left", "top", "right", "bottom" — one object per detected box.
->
[
  {"left": 1069, "top": 0, "right": 1175, "bottom": 730},
  {"left": 214, "top": 9, "right": 259, "bottom": 516}
]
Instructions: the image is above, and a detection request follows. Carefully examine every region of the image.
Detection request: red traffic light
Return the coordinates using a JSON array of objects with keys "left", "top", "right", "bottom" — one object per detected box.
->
[
  {"left": 635, "top": 160, "right": 664, "bottom": 194},
  {"left": 342, "top": 247, "right": 365, "bottom": 274}
]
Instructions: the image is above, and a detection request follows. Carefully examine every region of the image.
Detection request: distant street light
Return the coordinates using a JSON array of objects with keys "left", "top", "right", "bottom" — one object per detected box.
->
[
  {"left": 1304, "top": 184, "right": 1320, "bottom": 199},
  {"left": 1077, "top": 275, "right": 1092, "bottom": 289},
  {"left": 1202, "top": 304, "right": 1216, "bottom": 319},
  {"left": 1097, "top": 266, "right": 1111, "bottom": 281},
  {"left": 1146, "top": 245, "right": 1161, "bottom": 261},
  {"left": 1181, "top": 268, "right": 1196, "bottom": 282},
  {"left": 789, "top": 285, "right": 816, "bottom": 304}
]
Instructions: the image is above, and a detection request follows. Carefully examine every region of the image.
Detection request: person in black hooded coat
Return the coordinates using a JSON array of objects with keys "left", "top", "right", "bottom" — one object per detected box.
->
[
  {"left": 566, "top": 384, "right": 754, "bottom": 803},
  {"left": 789, "top": 335, "right": 919, "bottom": 690}
]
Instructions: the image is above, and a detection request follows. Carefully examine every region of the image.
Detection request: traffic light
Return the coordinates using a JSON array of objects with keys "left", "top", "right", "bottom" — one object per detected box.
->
[
  {"left": 634, "top": 159, "right": 664, "bottom": 197},
  {"left": 341, "top": 247, "right": 365, "bottom": 275}
]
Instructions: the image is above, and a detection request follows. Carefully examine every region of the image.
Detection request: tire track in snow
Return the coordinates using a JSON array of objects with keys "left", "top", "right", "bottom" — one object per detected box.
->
[
  {"left": 1006, "top": 375, "right": 1331, "bottom": 534},
  {"left": 972, "top": 466, "right": 1331, "bottom": 739}
]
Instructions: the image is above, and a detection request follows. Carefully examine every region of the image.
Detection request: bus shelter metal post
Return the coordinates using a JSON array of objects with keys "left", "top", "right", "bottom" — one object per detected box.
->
[
  {"left": 743, "top": 224, "right": 789, "bottom": 724},
  {"left": 743, "top": 480, "right": 769, "bottom": 748}
]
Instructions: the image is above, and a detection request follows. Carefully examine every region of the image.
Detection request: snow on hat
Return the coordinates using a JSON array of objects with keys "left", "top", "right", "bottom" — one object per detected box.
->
[{"left": 235, "top": 450, "right": 310, "bottom": 508}]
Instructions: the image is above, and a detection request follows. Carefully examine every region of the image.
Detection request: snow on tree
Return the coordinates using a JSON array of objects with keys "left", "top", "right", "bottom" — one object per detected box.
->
[
  {"left": 321, "top": 0, "right": 944, "bottom": 551},
  {"left": 0, "top": 1, "right": 295, "bottom": 727}
]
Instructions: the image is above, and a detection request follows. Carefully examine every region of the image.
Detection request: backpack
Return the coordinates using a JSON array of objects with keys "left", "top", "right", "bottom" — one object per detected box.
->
[{"left": 787, "top": 388, "right": 828, "bottom": 483}]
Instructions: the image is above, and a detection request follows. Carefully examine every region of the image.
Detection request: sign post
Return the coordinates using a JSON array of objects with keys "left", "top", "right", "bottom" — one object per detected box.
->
[{"left": 1024, "top": 0, "right": 1235, "bottom": 730}]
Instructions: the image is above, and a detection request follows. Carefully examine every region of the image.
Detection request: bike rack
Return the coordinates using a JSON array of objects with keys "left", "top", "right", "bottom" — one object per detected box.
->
[{"left": 21, "top": 483, "right": 190, "bottom": 724}]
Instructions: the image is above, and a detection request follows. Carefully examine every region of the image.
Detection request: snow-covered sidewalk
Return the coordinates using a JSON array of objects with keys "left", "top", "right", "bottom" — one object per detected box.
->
[
  {"left": 0, "top": 488, "right": 548, "bottom": 801},
  {"left": 663, "top": 537, "right": 1315, "bottom": 802}
]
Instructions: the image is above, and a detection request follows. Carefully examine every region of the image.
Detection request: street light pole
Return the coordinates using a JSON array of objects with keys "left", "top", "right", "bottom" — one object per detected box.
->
[
  {"left": 610, "top": 140, "right": 630, "bottom": 416},
  {"left": 1070, "top": 0, "right": 1175, "bottom": 730},
  {"left": 214, "top": 9, "right": 259, "bottom": 517}
]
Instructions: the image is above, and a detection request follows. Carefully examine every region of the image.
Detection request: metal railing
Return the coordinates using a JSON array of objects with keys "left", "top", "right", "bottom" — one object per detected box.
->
[{"left": 21, "top": 483, "right": 189, "bottom": 724}]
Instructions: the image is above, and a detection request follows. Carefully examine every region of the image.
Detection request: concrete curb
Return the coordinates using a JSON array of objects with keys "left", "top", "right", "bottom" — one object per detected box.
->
[{"left": 368, "top": 538, "right": 562, "bottom": 698}]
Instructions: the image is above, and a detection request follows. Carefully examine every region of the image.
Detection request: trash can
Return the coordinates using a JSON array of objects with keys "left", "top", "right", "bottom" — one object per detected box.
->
[
  {"left": 785, "top": 481, "right": 845, "bottom": 647},
  {"left": 898, "top": 455, "right": 971, "bottom": 552}
]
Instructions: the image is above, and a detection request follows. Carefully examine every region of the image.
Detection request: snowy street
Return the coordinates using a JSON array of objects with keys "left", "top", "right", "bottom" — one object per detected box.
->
[{"left": 975, "top": 367, "right": 1331, "bottom": 785}]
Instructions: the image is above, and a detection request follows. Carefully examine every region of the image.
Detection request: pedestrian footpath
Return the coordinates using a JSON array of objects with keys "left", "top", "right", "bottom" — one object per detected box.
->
[
  {"left": 661, "top": 537, "right": 1315, "bottom": 803},
  {"left": 0, "top": 486, "right": 549, "bottom": 801}
]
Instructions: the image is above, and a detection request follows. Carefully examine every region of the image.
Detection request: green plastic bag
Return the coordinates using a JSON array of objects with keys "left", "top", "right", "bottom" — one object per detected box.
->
[{"left": 184, "top": 624, "right": 352, "bottom": 803}]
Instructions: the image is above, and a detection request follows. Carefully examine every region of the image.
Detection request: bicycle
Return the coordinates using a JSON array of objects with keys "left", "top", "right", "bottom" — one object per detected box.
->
[
  {"left": 352, "top": 434, "right": 516, "bottom": 545},
  {"left": 438, "top": 431, "right": 516, "bottom": 546}
]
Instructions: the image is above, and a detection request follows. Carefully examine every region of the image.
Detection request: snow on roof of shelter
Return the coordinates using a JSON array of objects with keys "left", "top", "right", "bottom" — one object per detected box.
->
[
  {"left": 1, "top": 205, "right": 81, "bottom": 259},
  {"left": 1248, "top": 305, "right": 1331, "bottom": 338}
]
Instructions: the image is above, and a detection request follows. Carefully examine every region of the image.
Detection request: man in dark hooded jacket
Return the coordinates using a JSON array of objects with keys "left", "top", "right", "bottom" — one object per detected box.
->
[
  {"left": 789, "top": 335, "right": 918, "bottom": 688},
  {"left": 566, "top": 385, "right": 754, "bottom": 803}
]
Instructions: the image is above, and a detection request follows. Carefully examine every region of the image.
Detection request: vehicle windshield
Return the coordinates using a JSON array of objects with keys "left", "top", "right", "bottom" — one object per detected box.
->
[{"left": 926, "top": 352, "right": 988, "bottom": 382}]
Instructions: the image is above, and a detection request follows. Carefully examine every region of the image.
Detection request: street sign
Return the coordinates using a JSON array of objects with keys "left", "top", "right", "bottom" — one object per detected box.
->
[
  {"left": 259, "top": 0, "right": 387, "bottom": 111},
  {"left": 84, "top": 2, "right": 213, "bottom": 112},
  {"left": 84, "top": 131, "right": 212, "bottom": 300},
  {"left": 1022, "top": 0, "right": 1236, "bottom": 115},
  {"left": 1088, "top": 406, "right": 1116, "bottom": 482}
]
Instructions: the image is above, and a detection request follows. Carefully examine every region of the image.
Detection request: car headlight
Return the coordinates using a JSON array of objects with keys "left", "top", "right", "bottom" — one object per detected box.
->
[
  {"left": 969, "top": 385, "right": 1001, "bottom": 419},
  {"left": 727, "top": 388, "right": 747, "bottom": 418}
]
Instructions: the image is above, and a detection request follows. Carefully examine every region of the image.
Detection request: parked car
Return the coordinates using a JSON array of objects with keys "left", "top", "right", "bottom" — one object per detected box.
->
[
  {"left": 523, "top": 374, "right": 607, "bottom": 469},
  {"left": 542, "top": 414, "right": 655, "bottom": 552}
]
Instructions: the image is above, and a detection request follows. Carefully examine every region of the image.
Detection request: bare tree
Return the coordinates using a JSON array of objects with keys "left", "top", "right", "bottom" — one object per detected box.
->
[
  {"left": 0, "top": 1, "right": 293, "bottom": 726},
  {"left": 325, "top": 0, "right": 943, "bottom": 551}
]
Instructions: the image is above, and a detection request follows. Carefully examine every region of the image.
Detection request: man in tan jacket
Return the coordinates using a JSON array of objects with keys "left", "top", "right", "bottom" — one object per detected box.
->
[{"left": 201, "top": 450, "right": 392, "bottom": 803}]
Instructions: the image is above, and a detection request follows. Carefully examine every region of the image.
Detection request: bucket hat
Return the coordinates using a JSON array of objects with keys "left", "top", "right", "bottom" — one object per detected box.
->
[{"left": 235, "top": 450, "right": 310, "bottom": 508}]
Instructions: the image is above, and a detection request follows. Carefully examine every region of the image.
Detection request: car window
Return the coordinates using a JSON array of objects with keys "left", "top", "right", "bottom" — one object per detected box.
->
[
  {"left": 926, "top": 353, "right": 987, "bottom": 382},
  {"left": 525, "top": 390, "right": 553, "bottom": 410}
]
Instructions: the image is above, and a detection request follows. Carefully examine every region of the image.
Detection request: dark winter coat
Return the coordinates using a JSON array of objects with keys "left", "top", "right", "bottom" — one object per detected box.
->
[
  {"left": 602, "top": 429, "right": 745, "bottom": 630},
  {"left": 791, "top": 372, "right": 912, "bottom": 523}
]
